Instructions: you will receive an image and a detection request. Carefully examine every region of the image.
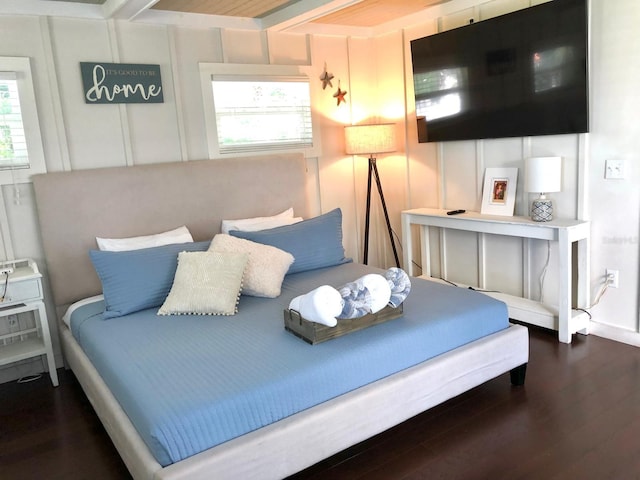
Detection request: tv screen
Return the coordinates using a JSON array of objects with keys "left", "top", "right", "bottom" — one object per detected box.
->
[{"left": 410, "top": 0, "right": 588, "bottom": 143}]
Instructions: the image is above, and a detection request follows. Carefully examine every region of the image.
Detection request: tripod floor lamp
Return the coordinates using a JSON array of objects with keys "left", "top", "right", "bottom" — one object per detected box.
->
[{"left": 344, "top": 123, "right": 400, "bottom": 268}]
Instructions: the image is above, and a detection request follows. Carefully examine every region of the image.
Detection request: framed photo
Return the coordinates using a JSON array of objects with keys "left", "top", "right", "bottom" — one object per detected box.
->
[{"left": 481, "top": 167, "right": 518, "bottom": 216}]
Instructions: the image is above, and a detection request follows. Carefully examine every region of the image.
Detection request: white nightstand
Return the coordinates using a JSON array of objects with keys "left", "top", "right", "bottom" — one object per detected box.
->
[{"left": 0, "top": 259, "right": 58, "bottom": 386}]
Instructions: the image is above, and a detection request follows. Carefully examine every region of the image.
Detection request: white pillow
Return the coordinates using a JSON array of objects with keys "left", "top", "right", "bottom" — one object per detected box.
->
[
  {"left": 96, "top": 226, "right": 193, "bottom": 251},
  {"left": 209, "top": 234, "right": 294, "bottom": 298},
  {"left": 221, "top": 207, "right": 302, "bottom": 234},
  {"left": 158, "top": 251, "right": 248, "bottom": 316}
]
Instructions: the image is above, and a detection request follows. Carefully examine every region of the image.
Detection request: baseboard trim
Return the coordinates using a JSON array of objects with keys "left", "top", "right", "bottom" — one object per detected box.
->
[{"left": 589, "top": 322, "right": 640, "bottom": 348}]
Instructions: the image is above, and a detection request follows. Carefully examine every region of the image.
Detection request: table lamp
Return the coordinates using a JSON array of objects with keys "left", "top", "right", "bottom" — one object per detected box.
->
[
  {"left": 344, "top": 123, "right": 399, "bottom": 267},
  {"left": 524, "top": 156, "right": 562, "bottom": 222}
]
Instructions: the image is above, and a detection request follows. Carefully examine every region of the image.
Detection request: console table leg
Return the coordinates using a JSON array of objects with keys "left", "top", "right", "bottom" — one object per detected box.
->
[{"left": 558, "top": 229, "right": 572, "bottom": 343}]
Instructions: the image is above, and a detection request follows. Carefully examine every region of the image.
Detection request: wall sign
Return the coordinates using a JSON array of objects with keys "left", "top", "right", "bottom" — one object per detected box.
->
[{"left": 80, "top": 62, "right": 163, "bottom": 104}]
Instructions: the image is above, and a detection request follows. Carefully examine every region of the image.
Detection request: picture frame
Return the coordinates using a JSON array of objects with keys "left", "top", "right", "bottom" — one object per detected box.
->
[{"left": 481, "top": 167, "right": 518, "bottom": 216}]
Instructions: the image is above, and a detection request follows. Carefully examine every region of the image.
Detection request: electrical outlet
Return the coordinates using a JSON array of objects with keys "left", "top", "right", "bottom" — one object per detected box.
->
[
  {"left": 0, "top": 267, "right": 13, "bottom": 275},
  {"left": 606, "top": 269, "right": 619, "bottom": 288},
  {"left": 7, "top": 315, "right": 19, "bottom": 332}
]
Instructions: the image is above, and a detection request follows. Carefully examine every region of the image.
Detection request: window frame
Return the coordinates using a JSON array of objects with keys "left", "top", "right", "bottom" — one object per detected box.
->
[
  {"left": 199, "top": 63, "right": 322, "bottom": 158},
  {"left": 0, "top": 57, "right": 46, "bottom": 184}
]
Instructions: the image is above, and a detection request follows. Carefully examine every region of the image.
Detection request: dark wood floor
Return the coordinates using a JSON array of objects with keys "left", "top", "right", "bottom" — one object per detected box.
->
[{"left": 1, "top": 326, "right": 639, "bottom": 480}]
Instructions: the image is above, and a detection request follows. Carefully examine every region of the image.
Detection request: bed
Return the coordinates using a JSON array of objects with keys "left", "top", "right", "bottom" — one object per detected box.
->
[{"left": 33, "top": 153, "right": 529, "bottom": 480}]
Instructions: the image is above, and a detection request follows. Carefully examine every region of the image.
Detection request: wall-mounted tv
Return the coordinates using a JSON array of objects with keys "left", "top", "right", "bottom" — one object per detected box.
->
[{"left": 410, "top": 0, "right": 588, "bottom": 143}]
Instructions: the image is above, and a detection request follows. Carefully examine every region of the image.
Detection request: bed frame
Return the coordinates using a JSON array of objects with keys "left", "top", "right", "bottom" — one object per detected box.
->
[{"left": 33, "top": 153, "right": 529, "bottom": 480}]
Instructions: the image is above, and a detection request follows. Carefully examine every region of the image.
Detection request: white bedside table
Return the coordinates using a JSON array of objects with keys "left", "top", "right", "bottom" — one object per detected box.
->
[{"left": 0, "top": 259, "right": 58, "bottom": 386}]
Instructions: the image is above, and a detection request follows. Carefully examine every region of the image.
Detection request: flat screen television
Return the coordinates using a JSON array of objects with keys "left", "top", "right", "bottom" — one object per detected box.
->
[{"left": 410, "top": 0, "right": 588, "bottom": 143}]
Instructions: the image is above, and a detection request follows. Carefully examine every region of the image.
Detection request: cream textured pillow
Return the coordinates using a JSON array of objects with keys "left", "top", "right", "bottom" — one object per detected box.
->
[
  {"left": 209, "top": 234, "right": 294, "bottom": 298},
  {"left": 158, "top": 251, "right": 248, "bottom": 316}
]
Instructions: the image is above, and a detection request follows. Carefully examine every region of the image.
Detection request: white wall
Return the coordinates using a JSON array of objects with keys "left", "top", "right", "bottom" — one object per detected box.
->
[
  {"left": 0, "top": 0, "right": 637, "bottom": 382},
  {"left": 587, "top": 0, "right": 640, "bottom": 338}
]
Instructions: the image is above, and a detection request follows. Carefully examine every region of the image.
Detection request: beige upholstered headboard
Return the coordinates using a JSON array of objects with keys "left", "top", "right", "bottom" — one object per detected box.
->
[{"left": 33, "top": 153, "right": 310, "bottom": 309}]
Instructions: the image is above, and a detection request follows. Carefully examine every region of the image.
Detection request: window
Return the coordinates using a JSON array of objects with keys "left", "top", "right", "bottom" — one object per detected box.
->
[
  {"left": 212, "top": 77, "right": 312, "bottom": 154},
  {"left": 0, "top": 57, "right": 46, "bottom": 184},
  {"left": 200, "top": 63, "right": 320, "bottom": 157},
  {"left": 0, "top": 73, "right": 28, "bottom": 169}
]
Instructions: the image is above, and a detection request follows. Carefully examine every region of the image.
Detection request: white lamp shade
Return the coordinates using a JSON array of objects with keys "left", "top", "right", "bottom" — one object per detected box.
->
[
  {"left": 345, "top": 124, "right": 396, "bottom": 155},
  {"left": 525, "top": 156, "right": 562, "bottom": 193}
]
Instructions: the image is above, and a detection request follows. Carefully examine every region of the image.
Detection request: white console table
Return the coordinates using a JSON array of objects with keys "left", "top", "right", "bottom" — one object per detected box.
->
[{"left": 401, "top": 208, "right": 591, "bottom": 343}]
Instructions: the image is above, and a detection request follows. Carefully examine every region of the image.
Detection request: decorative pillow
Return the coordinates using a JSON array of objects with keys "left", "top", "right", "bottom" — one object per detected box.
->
[
  {"left": 221, "top": 207, "right": 302, "bottom": 234},
  {"left": 158, "top": 251, "right": 248, "bottom": 316},
  {"left": 96, "top": 225, "right": 193, "bottom": 251},
  {"left": 89, "top": 241, "right": 210, "bottom": 319},
  {"left": 209, "top": 234, "right": 294, "bottom": 298},
  {"left": 230, "top": 208, "right": 351, "bottom": 274}
]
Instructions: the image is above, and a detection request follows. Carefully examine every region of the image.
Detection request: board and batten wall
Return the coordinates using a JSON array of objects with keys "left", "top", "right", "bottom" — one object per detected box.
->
[
  {"left": 396, "top": 0, "right": 640, "bottom": 344},
  {"left": 401, "top": 0, "right": 587, "bottom": 312},
  {"left": 0, "top": 0, "right": 638, "bottom": 383}
]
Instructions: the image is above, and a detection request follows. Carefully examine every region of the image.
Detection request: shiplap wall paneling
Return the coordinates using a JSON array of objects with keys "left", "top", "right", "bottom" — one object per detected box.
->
[
  {"left": 312, "top": 35, "right": 360, "bottom": 262},
  {"left": 50, "top": 18, "right": 128, "bottom": 170},
  {"left": 115, "top": 21, "right": 183, "bottom": 165},
  {"left": 170, "top": 27, "right": 223, "bottom": 161}
]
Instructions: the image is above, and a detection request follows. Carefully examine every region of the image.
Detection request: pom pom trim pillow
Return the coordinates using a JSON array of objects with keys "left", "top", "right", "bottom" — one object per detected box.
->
[
  {"left": 89, "top": 241, "right": 210, "bottom": 319},
  {"left": 96, "top": 225, "right": 193, "bottom": 251},
  {"left": 230, "top": 208, "right": 350, "bottom": 274},
  {"left": 158, "top": 251, "right": 248, "bottom": 316},
  {"left": 209, "top": 234, "right": 294, "bottom": 298}
]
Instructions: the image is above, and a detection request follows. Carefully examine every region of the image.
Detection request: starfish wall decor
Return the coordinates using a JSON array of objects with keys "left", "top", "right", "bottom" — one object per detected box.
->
[
  {"left": 333, "top": 81, "right": 347, "bottom": 106},
  {"left": 320, "top": 63, "right": 334, "bottom": 90}
]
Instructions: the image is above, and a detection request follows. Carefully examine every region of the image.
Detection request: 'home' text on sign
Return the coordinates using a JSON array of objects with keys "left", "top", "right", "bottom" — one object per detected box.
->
[{"left": 80, "top": 62, "right": 163, "bottom": 104}]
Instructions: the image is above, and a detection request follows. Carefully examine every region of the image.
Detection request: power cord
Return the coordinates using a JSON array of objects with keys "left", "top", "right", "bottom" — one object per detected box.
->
[
  {"left": 467, "top": 286, "right": 502, "bottom": 294},
  {"left": 437, "top": 277, "right": 460, "bottom": 287},
  {"left": 570, "top": 272, "right": 616, "bottom": 320},
  {"left": 0, "top": 271, "right": 9, "bottom": 302},
  {"left": 17, "top": 374, "right": 42, "bottom": 384},
  {"left": 538, "top": 241, "right": 551, "bottom": 303},
  {"left": 589, "top": 272, "right": 615, "bottom": 308}
]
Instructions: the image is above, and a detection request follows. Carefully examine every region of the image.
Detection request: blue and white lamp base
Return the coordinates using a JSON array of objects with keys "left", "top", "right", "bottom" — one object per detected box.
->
[{"left": 531, "top": 197, "right": 553, "bottom": 222}]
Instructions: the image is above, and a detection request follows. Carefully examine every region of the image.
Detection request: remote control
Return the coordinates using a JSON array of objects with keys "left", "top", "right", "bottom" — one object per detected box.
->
[{"left": 447, "top": 209, "right": 466, "bottom": 215}]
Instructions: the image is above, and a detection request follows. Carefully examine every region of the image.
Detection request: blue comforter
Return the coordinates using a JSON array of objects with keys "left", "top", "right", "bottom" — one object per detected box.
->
[{"left": 70, "top": 263, "right": 508, "bottom": 466}]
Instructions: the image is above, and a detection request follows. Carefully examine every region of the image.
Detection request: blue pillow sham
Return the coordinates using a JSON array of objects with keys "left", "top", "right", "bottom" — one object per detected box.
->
[
  {"left": 89, "top": 241, "right": 210, "bottom": 319},
  {"left": 230, "top": 208, "right": 351, "bottom": 274}
]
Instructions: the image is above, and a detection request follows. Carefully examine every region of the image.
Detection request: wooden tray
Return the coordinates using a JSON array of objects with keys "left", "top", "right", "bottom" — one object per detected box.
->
[{"left": 284, "top": 304, "right": 403, "bottom": 345}]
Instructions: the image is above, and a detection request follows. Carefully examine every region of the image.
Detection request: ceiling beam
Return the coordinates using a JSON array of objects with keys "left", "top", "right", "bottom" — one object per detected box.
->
[
  {"left": 132, "top": 9, "right": 263, "bottom": 30},
  {"left": 102, "top": 0, "right": 160, "bottom": 20},
  {"left": 261, "top": 0, "right": 363, "bottom": 32},
  {"left": 0, "top": 0, "right": 104, "bottom": 18}
]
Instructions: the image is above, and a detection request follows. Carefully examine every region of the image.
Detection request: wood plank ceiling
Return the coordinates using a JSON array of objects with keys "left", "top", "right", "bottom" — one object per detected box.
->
[
  {"left": 34, "top": 0, "right": 456, "bottom": 30},
  {"left": 312, "top": 0, "right": 454, "bottom": 27},
  {"left": 151, "top": 0, "right": 296, "bottom": 19},
  {"left": 150, "top": 0, "right": 452, "bottom": 27}
]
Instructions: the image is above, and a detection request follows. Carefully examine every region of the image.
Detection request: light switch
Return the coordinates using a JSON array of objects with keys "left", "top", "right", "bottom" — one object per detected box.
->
[{"left": 605, "top": 159, "right": 625, "bottom": 179}]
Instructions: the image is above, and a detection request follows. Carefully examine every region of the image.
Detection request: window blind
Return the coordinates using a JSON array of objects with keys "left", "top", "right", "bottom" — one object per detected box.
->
[
  {"left": 211, "top": 76, "right": 313, "bottom": 154},
  {"left": 0, "top": 72, "right": 29, "bottom": 169}
]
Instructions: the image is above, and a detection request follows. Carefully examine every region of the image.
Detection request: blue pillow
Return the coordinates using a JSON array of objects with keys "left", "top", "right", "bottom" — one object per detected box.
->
[
  {"left": 89, "top": 241, "right": 210, "bottom": 319},
  {"left": 230, "top": 208, "right": 351, "bottom": 274}
]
